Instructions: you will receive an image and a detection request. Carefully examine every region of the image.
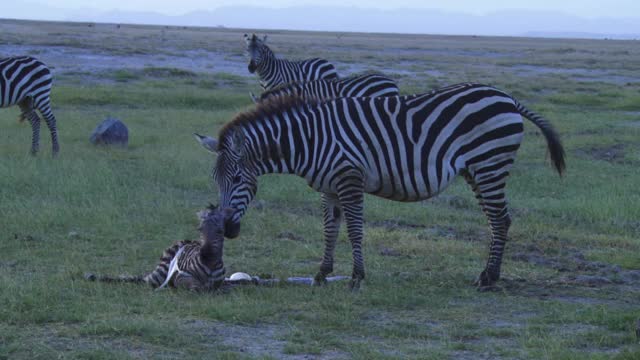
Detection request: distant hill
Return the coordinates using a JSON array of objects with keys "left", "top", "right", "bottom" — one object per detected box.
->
[
  {"left": 4, "top": 3, "right": 640, "bottom": 40},
  {"left": 74, "top": 6, "right": 640, "bottom": 39}
]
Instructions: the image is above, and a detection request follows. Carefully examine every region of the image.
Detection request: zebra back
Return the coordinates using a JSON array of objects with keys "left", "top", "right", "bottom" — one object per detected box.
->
[
  {"left": 257, "top": 73, "right": 399, "bottom": 102},
  {"left": 144, "top": 240, "right": 199, "bottom": 288},
  {"left": 0, "top": 56, "right": 52, "bottom": 108}
]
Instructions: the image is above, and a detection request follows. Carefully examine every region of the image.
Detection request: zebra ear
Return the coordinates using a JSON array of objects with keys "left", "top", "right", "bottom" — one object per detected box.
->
[
  {"left": 262, "top": 35, "right": 267, "bottom": 43},
  {"left": 194, "top": 133, "right": 218, "bottom": 153}
]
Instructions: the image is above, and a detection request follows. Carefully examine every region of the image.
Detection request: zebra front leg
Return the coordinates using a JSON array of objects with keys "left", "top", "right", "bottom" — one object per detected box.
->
[
  {"left": 42, "top": 112, "right": 59, "bottom": 155},
  {"left": 313, "top": 193, "right": 342, "bottom": 286},
  {"left": 174, "top": 273, "right": 203, "bottom": 292},
  {"left": 18, "top": 99, "right": 40, "bottom": 155},
  {"left": 465, "top": 170, "right": 512, "bottom": 289},
  {"left": 337, "top": 175, "right": 366, "bottom": 290}
]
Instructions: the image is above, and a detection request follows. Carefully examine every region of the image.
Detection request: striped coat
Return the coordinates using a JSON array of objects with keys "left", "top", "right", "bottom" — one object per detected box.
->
[
  {"left": 85, "top": 206, "right": 229, "bottom": 291},
  {"left": 252, "top": 73, "right": 399, "bottom": 103},
  {"left": 198, "top": 83, "right": 565, "bottom": 290},
  {"left": 1, "top": 56, "right": 59, "bottom": 154},
  {"left": 244, "top": 33, "right": 338, "bottom": 90}
]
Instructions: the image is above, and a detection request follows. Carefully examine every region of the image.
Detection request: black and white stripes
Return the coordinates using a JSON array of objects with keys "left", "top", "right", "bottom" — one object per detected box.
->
[
  {"left": 86, "top": 206, "right": 229, "bottom": 291},
  {"left": 198, "top": 83, "right": 565, "bottom": 289},
  {"left": 244, "top": 33, "right": 338, "bottom": 91},
  {"left": 254, "top": 73, "right": 399, "bottom": 103},
  {"left": 1, "top": 56, "right": 59, "bottom": 155}
]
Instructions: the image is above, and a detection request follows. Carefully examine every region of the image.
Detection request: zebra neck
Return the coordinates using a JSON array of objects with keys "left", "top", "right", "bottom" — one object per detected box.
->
[
  {"left": 243, "top": 110, "right": 312, "bottom": 178},
  {"left": 200, "top": 234, "right": 223, "bottom": 268},
  {"left": 257, "top": 56, "right": 281, "bottom": 89}
]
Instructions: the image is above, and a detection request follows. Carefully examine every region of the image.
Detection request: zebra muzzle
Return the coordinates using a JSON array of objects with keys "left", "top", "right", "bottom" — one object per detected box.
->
[{"left": 248, "top": 60, "right": 257, "bottom": 73}]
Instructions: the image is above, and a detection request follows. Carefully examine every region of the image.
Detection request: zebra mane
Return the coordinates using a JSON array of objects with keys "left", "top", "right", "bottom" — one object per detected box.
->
[
  {"left": 258, "top": 81, "right": 305, "bottom": 99},
  {"left": 218, "top": 95, "right": 319, "bottom": 147}
]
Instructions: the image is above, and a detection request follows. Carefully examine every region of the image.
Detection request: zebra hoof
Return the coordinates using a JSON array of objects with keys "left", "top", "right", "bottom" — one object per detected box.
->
[
  {"left": 474, "top": 269, "right": 500, "bottom": 289},
  {"left": 84, "top": 273, "right": 97, "bottom": 281},
  {"left": 348, "top": 277, "right": 363, "bottom": 291},
  {"left": 312, "top": 273, "right": 328, "bottom": 286}
]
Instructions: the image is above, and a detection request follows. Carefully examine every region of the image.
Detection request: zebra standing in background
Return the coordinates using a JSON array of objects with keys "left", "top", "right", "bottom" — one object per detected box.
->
[
  {"left": 86, "top": 205, "right": 231, "bottom": 291},
  {"left": 196, "top": 83, "right": 565, "bottom": 290},
  {"left": 1, "top": 56, "right": 59, "bottom": 155},
  {"left": 250, "top": 73, "right": 400, "bottom": 103},
  {"left": 244, "top": 33, "right": 338, "bottom": 91}
]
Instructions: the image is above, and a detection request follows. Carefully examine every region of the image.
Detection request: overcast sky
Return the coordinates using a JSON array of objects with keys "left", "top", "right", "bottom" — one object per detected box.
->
[{"left": 18, "top": 0, "right": 640, "bottom": 18}]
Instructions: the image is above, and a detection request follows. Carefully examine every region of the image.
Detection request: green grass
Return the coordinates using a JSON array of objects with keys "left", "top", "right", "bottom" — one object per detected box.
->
[{"left": 1, "top": 19, "right": 639, "bottom": 359}]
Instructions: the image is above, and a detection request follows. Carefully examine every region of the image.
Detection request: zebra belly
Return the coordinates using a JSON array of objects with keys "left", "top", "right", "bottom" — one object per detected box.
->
[{"left": 364, "top": 169, "right": 453, "bottom": 202}]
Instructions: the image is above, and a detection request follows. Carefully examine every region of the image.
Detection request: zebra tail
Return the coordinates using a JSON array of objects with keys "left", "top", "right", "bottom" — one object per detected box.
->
[
  {"left": 84, "top": 272, "right": 146, "bottom": 284},
  {"left": 513, "top": 99, "right": 566, "bottom": 176}
]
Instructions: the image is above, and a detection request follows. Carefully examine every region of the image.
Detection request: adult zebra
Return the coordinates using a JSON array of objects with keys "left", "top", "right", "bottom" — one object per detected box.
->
[
  {"left": 196, "top": 83, "right": 565, "bottom": 290},
  {"left": 244, "top": 33, "right": 338, "bottom": 91},
  {"left": 1, "top": 56, "right": 59, "bottom": 155},
  {"left": 250, "top": 73, "right": 399, "bottom": 103}
]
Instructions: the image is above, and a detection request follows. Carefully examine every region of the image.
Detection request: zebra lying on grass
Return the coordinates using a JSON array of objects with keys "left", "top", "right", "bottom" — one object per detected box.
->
[
  {"left": 250, "top": 73, "right": 400, "bottom": 103},
  {"left": 85, "top": 205, "right": 231, "bottom": 291},
  {"left": 244, "top": 33, "right": 338, "bottom": 91},
  {"left": 195, "top": 83, "right": 565, "bottom": 290},
  {"left": 1, "top": 56, "right": 60, "bottom": 155}
]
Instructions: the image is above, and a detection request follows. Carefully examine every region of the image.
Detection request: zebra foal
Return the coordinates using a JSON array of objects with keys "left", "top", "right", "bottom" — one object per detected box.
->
[
  {"left": 86, "top": 205, "right": 231, "bottom": 291},
  {"left": 196, "top": 83, "right": 565, "bottom": 290},
  {"left": 244, "top": 33, "right": 338, "bottom": 91},
  {"left": 1, "top": 56, "right": 59, "bottom": 155}
]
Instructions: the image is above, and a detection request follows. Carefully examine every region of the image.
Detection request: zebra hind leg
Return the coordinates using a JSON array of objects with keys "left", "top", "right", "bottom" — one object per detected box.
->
[
  {"left": 313, "top": 193, "right": 342, "bottom": 286},
  {"left": 336, "top": 175, "right": 366, "bottom": 291},
  {"left": 38, "top": 102, "right": 60, "bottom": 155},
  {"left": 463, "top": 169, "right": 512, "bottom": 289}
]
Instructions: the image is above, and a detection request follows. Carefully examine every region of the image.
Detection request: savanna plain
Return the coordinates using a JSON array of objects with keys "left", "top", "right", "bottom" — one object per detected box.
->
[{"left": 0, "top": 19, "right": 639, "bottom": 359}]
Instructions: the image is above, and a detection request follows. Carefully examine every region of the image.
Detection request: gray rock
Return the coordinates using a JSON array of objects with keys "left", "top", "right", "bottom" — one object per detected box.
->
[{"left": 90, "top": 118, "right": 128, "bottom": 146}]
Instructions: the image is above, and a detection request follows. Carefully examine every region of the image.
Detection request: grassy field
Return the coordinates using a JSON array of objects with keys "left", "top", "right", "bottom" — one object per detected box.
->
[{"left": 1, "top": 19, "right": 639, "bottom": 359}]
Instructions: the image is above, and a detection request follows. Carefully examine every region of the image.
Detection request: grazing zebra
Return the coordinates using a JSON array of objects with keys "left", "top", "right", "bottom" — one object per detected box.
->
[
  {"left": 1, "top": 56, "right": 59, "bottom": 155},
  {"left": 244, "top": 33, "right": 338, "bottom": 91},
  {"left": 86, "top": 205, "right": 231, "bottom": 291},
  {"left": 250, "top": 73, "right": 400, "bottom": 103},
  {"left": 196, "top": 83, "right": 565, "bottom": 290}
]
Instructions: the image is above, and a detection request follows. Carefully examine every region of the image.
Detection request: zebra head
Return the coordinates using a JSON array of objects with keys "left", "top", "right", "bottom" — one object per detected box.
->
[
  {"left": 197, "top": 204, "right": 234, "bottom": 239},
  {"left": 194, "top": 130, "right": 258, "bottom": 239},
  {"left": 197, "top": 204, "right": 233, "bottom": 270},
  {"left": 244, "top": 33, "right": 268, "bottom": 74}
]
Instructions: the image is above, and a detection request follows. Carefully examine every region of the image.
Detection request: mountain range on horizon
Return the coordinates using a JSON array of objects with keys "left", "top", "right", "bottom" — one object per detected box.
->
[{"left": 3, "top": 4, "right": 640, "bottom": 40}]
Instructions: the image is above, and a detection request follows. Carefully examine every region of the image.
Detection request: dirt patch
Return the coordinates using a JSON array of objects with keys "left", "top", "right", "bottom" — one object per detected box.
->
[
  {"left": 506, "top": 244, "right": 640, "bottom": 308},
  {"left": 575, "top": 144, "right": 628, "bottom": 163},
  {"left": 277, "top": 231, "right": 306, "bottom": 242},
  {"left": 509, "top": 64, "right": 638, "bottom": 85},
  {"left": 184, "top": 320, "right": 349, "bottom": 359},
  {"left": 379, "top": 246, "right": 404, "bottom": 257}
]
